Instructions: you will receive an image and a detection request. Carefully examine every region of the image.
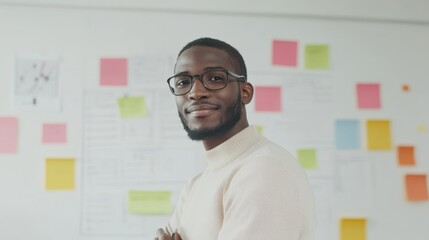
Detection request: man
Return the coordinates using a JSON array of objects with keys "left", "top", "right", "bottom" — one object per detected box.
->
[{"left": 155, "top": 37, "right": 315, "bottom": 240}]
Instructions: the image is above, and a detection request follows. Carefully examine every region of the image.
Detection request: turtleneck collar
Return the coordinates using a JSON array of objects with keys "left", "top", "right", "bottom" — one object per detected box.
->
[{"left": 205, "top": 126, "right": 262, "bottom": 170}]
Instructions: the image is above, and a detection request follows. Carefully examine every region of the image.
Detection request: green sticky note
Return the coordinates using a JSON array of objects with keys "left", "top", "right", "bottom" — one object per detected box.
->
[
  {"left": 117, "top": 96, "right": 148, "bottom": 119},
  {"left": 128, "top": 191, "right": 172, "bottom": 215},
  {"left": 297, "top": 148, "right": 318, "bottom": 170},
  {"left": 256, "top": 125, "right": 264, "bottom": 135},
  {"left": 305, "top": 44, "right": 330, "bottom": 70}
]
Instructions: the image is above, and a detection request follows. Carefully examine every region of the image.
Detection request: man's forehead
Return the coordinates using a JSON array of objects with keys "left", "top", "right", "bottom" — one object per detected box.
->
[{"left": 175, "top": 46, "right": 236, "bottom": 72}]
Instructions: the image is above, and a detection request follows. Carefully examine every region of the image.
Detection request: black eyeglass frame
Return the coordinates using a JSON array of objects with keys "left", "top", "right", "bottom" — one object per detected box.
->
[{"left": 166, "top": 68, "right": 247, "bottom": 96}]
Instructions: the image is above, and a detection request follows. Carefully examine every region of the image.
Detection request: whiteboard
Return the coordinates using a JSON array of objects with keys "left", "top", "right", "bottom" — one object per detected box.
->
[{"left": 0, "top": 3, "right": 428, "bottom": 240}]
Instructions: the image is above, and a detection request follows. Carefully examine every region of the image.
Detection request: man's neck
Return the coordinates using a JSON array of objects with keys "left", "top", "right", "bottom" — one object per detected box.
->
[{"left": 202, "top": 122, "right": 249, "bottom": 151}]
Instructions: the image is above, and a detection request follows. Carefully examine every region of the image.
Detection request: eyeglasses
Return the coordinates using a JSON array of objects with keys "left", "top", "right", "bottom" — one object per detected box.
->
[{"left": 167, "top": 68, "right": 246, "bottom": 96}]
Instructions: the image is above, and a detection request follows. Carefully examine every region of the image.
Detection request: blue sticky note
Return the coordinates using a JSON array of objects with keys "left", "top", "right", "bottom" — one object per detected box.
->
[{"left": 335, "top": 119, "right": 360, "bottom": 149}]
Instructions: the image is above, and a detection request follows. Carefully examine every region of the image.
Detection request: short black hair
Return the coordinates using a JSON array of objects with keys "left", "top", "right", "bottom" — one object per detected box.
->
[{"left": 177, "top": 37, "right": 247, "bottom": 80}]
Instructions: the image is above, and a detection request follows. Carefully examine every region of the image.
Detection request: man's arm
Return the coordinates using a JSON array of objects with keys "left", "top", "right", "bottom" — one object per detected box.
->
[
  {"left": 217, "top": 156, "right": 307, "bottom": 240},
  {"left": 155, "top": 229, "right": 182, "bottom": 240}
]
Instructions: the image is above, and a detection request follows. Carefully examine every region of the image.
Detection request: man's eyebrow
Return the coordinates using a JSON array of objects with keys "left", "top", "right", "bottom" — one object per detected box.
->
[
  {"left": 174, "top": 71, "right": 190, "bottom": 76},
  {"left": 203, "top": 66, "right": 227, "bottom": 71},
  {"left": 174, "top": 66, "right": 228, "bottom": 76}
]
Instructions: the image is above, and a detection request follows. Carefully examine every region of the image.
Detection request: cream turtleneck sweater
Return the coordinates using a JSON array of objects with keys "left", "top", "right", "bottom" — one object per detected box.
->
[{"left": 166, "top": 126, "right": 315, "bottom": 240}]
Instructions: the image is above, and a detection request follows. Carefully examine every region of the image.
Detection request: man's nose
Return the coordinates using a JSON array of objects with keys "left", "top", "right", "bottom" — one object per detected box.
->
[{"left": 187, "top": 78, "right": 209, "bottom": 100}]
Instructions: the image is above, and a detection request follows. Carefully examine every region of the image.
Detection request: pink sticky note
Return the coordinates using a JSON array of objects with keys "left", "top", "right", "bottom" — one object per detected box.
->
[
  {"left": 272, "top": 40, "right": 298, "bottom": 67},
  {"left": 0, "top": 117, "right": 18, "bottom": 153},
  {"left": 255, "top": 86, "right": 282, "bottom": 112},
  {"left": 43, "top": 123, "right": 67, "bottom": 144},
  {"left": 100, "top": 58, "right": 128, "bottom": 86},
  {"left": 356, "top": 83, "right": 381, "bottom": 109}
]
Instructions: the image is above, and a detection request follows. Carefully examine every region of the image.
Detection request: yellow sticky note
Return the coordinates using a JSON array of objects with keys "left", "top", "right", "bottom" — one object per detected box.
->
[
  {"left": 45, "top": 158, "right": 75, "bottom": 190},
  {"left": 117, "top": 96, "right": 148, "bottom": 119},
  {"left": 297, "top": 148, "right": 318, "bottom": 170},
  {"left": 305, "top": 44, "right": 330, "bottom": 70},
  {"left": 340, "top": 218, "right": 367, "bottom": 240},
  {"left": 417, "top": 123, "right": 427, "bottom": 133},
  {"left": 128, "top": 191, "right": 171, "bottom": 215},
  {"left": 366, "top": 120, "right": 392, "bottom": 150}
]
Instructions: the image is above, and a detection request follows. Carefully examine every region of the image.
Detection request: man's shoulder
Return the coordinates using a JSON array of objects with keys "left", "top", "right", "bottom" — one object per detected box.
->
[
  {"left": 246, "top": 137, "right": 295, "bottom": 163},
  {"left": 233, "top": 137, "right": 307, "bottom": 180},
  {"left": 182, "top": 171, "right": 204, "bottom": 191}
]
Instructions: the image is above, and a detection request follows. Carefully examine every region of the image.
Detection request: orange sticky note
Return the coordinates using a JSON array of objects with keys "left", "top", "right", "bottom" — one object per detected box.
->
[
  {"left": 357, "top": 83, "right": 381, "bottom": 109},
  {"left": 100, "top": 58, "right": 128, "bottom": 86},
  {"left": 43, "top": 123, "right": 67, "bottom": 144},
  {"left": 272, "top": 40, "right": 298, "bottom": 67},
  {"left": 405, "top": 174, "right": 428, "bottom": 201},
  {"left": 397, "top": 146, "right": 415, "bottom": 166},
  {"left": 255, "top": 86, "right": 282, "bottom": 112},
  {"left": 0, "top": 117, "right": 18, "bottom": 153}
]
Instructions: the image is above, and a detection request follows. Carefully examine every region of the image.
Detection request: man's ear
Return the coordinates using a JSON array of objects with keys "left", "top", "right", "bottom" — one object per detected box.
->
[{"left": 241, "top": 82, "right": 253, "bottom": 105}]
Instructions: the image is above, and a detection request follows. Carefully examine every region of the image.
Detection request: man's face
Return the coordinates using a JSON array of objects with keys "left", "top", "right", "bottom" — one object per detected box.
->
[{"left": 174, "top": 46, "right": 243, "bottom": 141}]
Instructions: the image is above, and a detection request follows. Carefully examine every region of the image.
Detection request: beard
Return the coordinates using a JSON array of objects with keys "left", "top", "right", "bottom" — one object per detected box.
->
[{"left": 178, "top": 94, "right": 242, "bottom": 141}]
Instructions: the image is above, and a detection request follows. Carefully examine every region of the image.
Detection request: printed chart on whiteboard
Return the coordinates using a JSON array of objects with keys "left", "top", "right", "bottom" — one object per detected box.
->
[{"left": 14, "top": 56, "right": 61, "bottom": 112}]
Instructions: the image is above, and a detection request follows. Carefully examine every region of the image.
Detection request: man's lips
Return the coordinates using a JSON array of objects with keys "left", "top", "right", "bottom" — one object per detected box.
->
[
  {"left": 185, "top": 104, "right": 218, "bottom": 116},
  {"left": 186, "top": 104, "right": 218, "bottom": 113}
]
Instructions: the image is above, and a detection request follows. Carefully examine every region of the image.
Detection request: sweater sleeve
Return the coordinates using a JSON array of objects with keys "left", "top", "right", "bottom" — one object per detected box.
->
[
  {"left": 166, "top": 173, "right": 200, "bottom": 236},
  {"left": 217, "top": 156, "right": 305, "bottom": 240},
  {"left": 165, "top": 187, "right": 185, "bottom": 236}
]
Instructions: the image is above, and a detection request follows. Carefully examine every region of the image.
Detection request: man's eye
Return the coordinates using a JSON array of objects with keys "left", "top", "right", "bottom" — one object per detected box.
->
[
  {"left": 207, "top": 75, "right": 226, "bottom": 82},
  {"left": 175, "top": 78, "right": 191, "bottom": 87}
]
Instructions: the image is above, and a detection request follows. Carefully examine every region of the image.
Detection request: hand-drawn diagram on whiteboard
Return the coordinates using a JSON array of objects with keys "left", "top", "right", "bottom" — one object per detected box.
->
[{"left": 14, "top": 56, "right": 61, "bottom": 112}]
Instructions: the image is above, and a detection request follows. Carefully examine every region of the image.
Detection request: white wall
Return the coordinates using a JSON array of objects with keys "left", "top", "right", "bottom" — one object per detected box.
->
[
  {"left": 1, "top": 0, "right": 429, "bottom": 23},
  {"left": 0, "top": 2, "right": 428, "bottom": 240}
]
